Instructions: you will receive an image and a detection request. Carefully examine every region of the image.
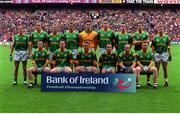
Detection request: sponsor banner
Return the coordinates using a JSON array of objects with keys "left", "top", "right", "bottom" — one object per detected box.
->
[
  {"left": 123, "top": 0, "right": 153, "bottom": 3},
  {"left": 13, "top": 0, "right": 99, "bottom": 3},
  {"left": 41, "top": 72, "right": 136, "bottom": 93},
  {"left": 99, "top": 0, "right": 122, "bottom": 3},
  {"left": 0, "top": 0, "right": 12, "bottom": 3},
  {"left": 154, "top": 0, "right": 180, "bottom": 4}
]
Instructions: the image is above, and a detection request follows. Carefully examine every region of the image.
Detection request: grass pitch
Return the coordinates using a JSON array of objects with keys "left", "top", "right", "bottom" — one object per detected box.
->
[{"left": 0, "top": 45, "right": 180, "bottom": 113}]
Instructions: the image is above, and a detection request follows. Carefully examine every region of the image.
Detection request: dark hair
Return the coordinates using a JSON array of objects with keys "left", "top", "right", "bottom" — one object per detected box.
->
[
  {"left": 85, "top": 19, "right": 92, "bottom": 24},
  {"left": 60, "top": 39, "right": 66, "bottom": 43},
  {"left": 121, "top": 22, "right": 127, "bottom": 26},
  {"left": 106, "top": 43, "right": 112, "bottom": 46},
  {"left": 38, "top": 40, "right": 44, "bottom": 43},
  {"left": 137, "top": 22, "right": 143, "bottom": 25}
]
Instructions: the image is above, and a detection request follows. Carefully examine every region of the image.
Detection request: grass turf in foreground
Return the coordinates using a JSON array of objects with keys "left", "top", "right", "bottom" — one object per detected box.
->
[{"left": 0, "top": 45, "right": 180, "bottom": 112}]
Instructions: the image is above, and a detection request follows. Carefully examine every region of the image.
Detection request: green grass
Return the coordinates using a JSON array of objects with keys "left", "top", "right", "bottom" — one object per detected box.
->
[{"left": 0, "top": 45, "right": 180, "bottom": 112}]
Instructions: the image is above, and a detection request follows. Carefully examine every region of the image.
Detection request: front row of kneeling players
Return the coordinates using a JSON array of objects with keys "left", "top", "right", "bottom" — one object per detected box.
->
[{"left": 27, "top": 39, "right": 158, "bottom": 89}]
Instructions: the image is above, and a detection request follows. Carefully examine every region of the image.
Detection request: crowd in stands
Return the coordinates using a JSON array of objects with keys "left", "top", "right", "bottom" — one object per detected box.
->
[{"left": 0, "top": 8, "right": 179, "bottom": 41}]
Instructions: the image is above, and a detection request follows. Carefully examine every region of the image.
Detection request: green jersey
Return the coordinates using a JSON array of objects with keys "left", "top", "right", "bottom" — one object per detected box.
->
[
  {"left": 77, "top": 50, "right": 97, "bottom": 67},
  {"left": 53, "top": 49, "right": 72, "bottom": 67},
  {"left": 152, "top": 34, "right": 171, "bottom": 53},
  {"left": 30, "top": 31, "right": 48, "bottom": 48},
  {"left": 118, "top": 51, "right": 136, "bottom": 67},
  {"left": 133, "top": 31, "right": 149, "bottom": 51},
  {"left": 136, "top": 50, "right": 153, "bottom": 66},
  {"left": 32, "top": 48, "right": 49, "bottom": 68},
  {"left": 98, "top": 29, "right": 115, "bottom": 48},
  {"left": 48, "top": 33, "right": 64, "bottom": 52},
  {"left": 64, "top": 31, "right": 79, "bottom": 49},
  {"left": 99, "top": 52, "right": 117, "bottom": 69},
  {"left": 13, "top": 34, "right": 29, "bottom": 51},
  {"left": 115, "top": 32, "right": 132, "bottom": 54}
]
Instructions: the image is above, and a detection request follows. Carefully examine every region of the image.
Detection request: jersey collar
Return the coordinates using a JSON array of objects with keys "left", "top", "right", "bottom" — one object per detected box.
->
[
  {"left": 137, "top": 30, "right": 144, "bottom": 34},
  {"left": 120, "top": 32, "right": 127, "bottom": 35},
  {"left": 59, "top": 48, "right": 66, "bottom": 53},
  {"left": 158, "top": 33, "right": 165, "bottom": 38},
  {"left": 18, "top": 33, "right": 25, "bottom": 36},
  {"left": 35, "top": 30, "right": 43, "bottom": 33},
  {"left": 37, "top": 48, "right": 45, "bottom": 52},
  {"left": 102, "top": 28, "right": 110, "bottom": 32}
]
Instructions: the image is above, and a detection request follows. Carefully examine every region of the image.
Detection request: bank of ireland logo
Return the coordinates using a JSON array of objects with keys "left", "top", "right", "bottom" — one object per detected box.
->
[{"left": 113, "top": 78, "right": 132, "bottom": 90}]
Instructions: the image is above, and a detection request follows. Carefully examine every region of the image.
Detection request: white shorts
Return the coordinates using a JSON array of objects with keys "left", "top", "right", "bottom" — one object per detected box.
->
[
  {"left": 99, "top": 48, "right": 106, "bottom": 56},
  {"left": 78, "top": 66, "right": 96, "bottom": 70},
  {"left": 14, "top": 51, "right": 28, "bottom": 61},
  {"left": 71, "top": 49, "right": 78, "bottom": 59},
  {"left": 154, "top": 52, "right": 169, "bottom": 62},
  {"left": 103, "top": 67, "right": 115, "bottom": 72},
  {"left": 49, "top": 52, "right": 54, "bottom": 61},
  {"left": 56, "top": 67, "right": 72, "bottom": 73}
]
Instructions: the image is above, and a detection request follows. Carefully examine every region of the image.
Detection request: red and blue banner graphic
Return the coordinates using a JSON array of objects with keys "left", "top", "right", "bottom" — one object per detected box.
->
[
  {"left": 154, "top": 0, "right": 180, "bottom": 4},
  {"left": 41, "top": 73, "right": 136, "bottom": 93}
]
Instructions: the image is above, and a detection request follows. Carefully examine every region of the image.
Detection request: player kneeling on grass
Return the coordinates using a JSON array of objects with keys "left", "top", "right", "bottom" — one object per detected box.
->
[
  {"left": 136, "top": 42, "right": 158, "bottom": 89},
  {"left": 75, "top": 41, "right": 98, "bottom": 73},
  {"left": 118, "top": 44, "right": 136, "bottom": 74},
  {"left": 27, "top": 40, "right": 50, "bottom": 88},
  {"left": 99, "top": 43, "right": 117, "bottom": 74},
  {"left": 51, "top": 39, "right": 73, "bottom": 73}
]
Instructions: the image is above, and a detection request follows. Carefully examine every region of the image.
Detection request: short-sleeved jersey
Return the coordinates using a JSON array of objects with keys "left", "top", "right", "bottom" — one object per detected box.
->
[
  {"left": 53, "top": 49, "right": 72, "bottom": 67},
  {"left": 30, "top": 31, "right": 48, "bottom": 48},
  {"left": 118, "top": 51, "right": 136, "bottom": 67},
  {"left": 133, "top": 31, "right": 149, "bottom": 51},
  {"left": 48, "top": 33, "right": 64, "bottom": 53},
  {"left": 13, "top": 34, "right": 29, "bottom": 51},
  {"left": 76, "top": 50, "right": 97, "bottom": 67},
  {"left": 79, "top": 31, "right": 98, "bottom": 48},
  {"left": 99, "top": 52, "right": 117, "bottom": 69},
  {"left": 98, "top": 29, "right": 115, "bottom": 48},
  {"left": 136, "top": 50, "right": 153, "bottom": 66},
  {"left": 32, "top": 48, "right": 49, "bottom": 68},
  {"left": 152, "top": 34, "right": 171, "bottom": 53},
  {"left": 115, "top": 32, "right": 132, "bottom": 54},
  {"left": 64, "top": 31, "right": 79, "bottom": 49}
]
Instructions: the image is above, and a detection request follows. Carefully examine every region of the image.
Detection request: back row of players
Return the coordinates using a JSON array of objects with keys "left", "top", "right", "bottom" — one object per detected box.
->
[{"left": 10, "top": 20, "right": 172, "bottom": 89}]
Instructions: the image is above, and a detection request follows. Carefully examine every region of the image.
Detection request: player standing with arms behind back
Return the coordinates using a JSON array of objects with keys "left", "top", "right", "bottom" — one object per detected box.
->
[
  {"left": 79, "top": 19, "right": 98, "bottom": 51},
  {"left": 64, "top": 22, "right": 79, "bottom": 60},
  {"left": 115, "top": 23, "right": 132, "bottom": 55},
  {"left": 48, "top": 24, "right": 64, "bottom": 69},
  {"left": 97, "top": 20, "right": 115, "bottom": 57}
]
